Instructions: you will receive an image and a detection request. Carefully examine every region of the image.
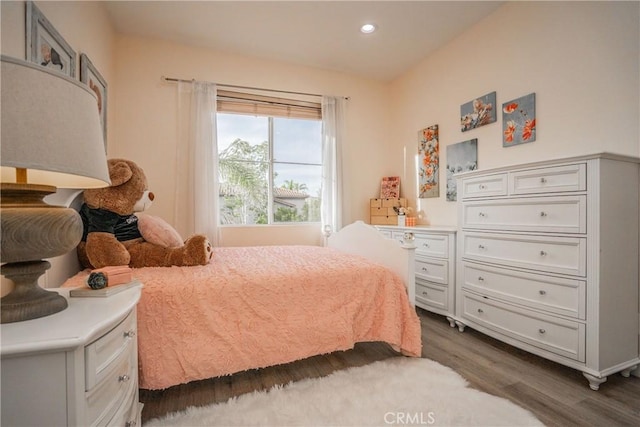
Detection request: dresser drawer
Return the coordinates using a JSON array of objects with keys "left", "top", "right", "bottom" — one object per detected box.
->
[
  {"left": 461, "top": 173, "right": 508, "bottom": 199},
  {"left": 461, "top": 195, "right": 586, "bottom": 234},
  {"left": 415, "top": 281, "right": 447, "bottom": 311},
  {"left": 461, "top": 292, "right": 585, "bottom": 361},
  {"left": 85, "top": 340, "right": 137, "bottom": 426},
  {"left": 414, "top": 233, "right": 449, "bottom": 258},
  {"left": 460, "top": 262, "right": 586, "bottom": 319},
  {"left": 509, "top": 163, "right": 586, "bottom": 195},
  {"left": 415, "top": 257, "right": 448, "bottom": 284},
  {"left": 462, "top": 232, "right": 586, "bottom": 276},
  {"left": 85, "top": 310, "right": 137, "bottom": 390}
]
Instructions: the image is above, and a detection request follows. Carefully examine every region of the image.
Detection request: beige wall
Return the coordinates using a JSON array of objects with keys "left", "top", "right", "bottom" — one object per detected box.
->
[
  {"left": 111, "top": 35, "right": 393, "bottom": 246},
  {"left": 390, "top": 1, "right": 640, "bottom": 226}
]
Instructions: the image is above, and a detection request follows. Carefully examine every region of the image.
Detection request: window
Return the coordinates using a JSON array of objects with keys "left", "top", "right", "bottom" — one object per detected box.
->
[{"left": 216, "top": 91, "right": 322, "bottom": 225}]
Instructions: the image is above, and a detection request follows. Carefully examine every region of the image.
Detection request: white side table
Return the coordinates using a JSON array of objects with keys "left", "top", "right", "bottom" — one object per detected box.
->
[{"left": 1, "top": 282, "right": 143, "bottom": 426}]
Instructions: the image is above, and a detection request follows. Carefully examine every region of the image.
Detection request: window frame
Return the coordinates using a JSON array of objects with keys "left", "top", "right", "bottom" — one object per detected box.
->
[{"left": 216, "top": 111, "right": 322, "bottom": 226}]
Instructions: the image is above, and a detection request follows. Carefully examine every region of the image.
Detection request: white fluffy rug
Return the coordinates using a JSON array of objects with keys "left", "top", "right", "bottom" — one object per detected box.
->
[{"left": 145, "top": 357, "right": 542, "bottom": 426}]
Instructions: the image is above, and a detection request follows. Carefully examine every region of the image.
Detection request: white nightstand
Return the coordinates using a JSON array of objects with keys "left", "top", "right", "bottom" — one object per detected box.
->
[
  {"left": 1, "top": 282, "right": 143, "bottom": 426},
  {"left": 376, "top": 225, "right": 457, "bottom": 326}
]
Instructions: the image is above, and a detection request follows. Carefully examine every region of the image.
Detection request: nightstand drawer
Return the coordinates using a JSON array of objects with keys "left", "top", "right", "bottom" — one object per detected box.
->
[
  {"left": 509, "top": 163, "right": 586, "bottom": 195},
  {"left": 415, "top": 281, "right": 447, "bottom": 311},
  {"left": 461, "top": 292, "right": 585, "bottom": 361},
  {"left": 85, "top": 310, "right": 137, "bottom": 391},
  {"left": 461, "top": 195, "right": 586, "bottom": 234},
  {"left": 85, "top": 337, "right": 137, "bottom": 426},
  {"left": 461, "top": 173, "right": 508, "bottom": 199},
  {"left": 462, "top": 232, "right": 586, "bottom": 276},
  {"left": 415, "top": 257, "right": 448, "bottom": 284},
  {"left": 461, "top": 262, "right": 586, "bottom": 319}
]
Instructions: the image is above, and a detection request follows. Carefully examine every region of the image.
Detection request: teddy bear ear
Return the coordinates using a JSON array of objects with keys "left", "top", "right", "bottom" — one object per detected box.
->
[{"left": 109, "top": 161, "right": 134, "bottom": 186}]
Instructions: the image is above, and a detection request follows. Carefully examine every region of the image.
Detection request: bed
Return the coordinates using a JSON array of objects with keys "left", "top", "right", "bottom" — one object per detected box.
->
[{"left": 60, "top": 215, "right": 421, "bottom": 390}]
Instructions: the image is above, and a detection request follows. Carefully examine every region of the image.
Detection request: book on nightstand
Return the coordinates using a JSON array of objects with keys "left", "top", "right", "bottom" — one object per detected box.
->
[{"left": 70, "top": 280, "right": 140, "bottom": 298}]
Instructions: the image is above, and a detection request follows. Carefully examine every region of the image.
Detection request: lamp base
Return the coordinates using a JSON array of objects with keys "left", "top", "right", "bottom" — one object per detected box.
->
[
  {"left": 1, "top": 182, "right": 80, "bottom": 323},
  {"left": 1, "top": 261, "right": 68, "bottom": 323}
]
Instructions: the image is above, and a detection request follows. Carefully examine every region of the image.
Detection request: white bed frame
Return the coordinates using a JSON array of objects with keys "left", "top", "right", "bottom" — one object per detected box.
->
[
  {"left": 42, "top": 193, "right": 417, "bottom": 306},
  {"left": 328, "top": 221, "right": 416, "bottom": 305}
]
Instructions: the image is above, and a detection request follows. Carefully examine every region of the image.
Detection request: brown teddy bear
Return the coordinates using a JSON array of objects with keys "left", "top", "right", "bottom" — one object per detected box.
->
[{"left": 77, "top": 158, "right": 213, "bottom": 269}]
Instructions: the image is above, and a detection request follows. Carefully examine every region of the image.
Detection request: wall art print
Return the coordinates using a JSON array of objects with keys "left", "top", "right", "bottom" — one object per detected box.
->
[
  {"left": 418, "top": 125, "right": 439, "bottom": 199},
  {"left": 80, "top": 53, "right": 108, "bottom": 148},
  {"left": 503, "top": 93, "right": 536, "bottom": 147},
  {"left": 446, "top": 139, "right": 478, "bottom": 202},
  {"left": 26, "top": 1, "right": 76, "bottom": 77},
  {"left": 460, "top": 91, "right": 496, "bottom": 132}
]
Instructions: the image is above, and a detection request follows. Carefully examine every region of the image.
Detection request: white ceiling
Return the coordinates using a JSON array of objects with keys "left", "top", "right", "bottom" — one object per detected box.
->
[{"left": 105, "top": 1, "right": 504, "bottom": 82}]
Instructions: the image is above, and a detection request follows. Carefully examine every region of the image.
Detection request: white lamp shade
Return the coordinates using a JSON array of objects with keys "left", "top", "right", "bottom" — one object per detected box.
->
[{"left": 1, "top": 55, "right": 110, "bottom": 188}]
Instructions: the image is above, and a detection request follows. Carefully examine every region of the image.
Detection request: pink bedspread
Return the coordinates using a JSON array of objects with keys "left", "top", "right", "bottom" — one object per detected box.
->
[{"left": 63, "top": 245, "right": 421, "bottom": 390}]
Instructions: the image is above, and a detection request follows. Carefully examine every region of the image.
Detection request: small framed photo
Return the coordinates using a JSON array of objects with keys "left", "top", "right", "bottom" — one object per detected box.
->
[
  {"left": 80, "top": 53, "right": 108, "bottom": 147},
  {"left": 26, "top": 1, "right": 76, "bottom": 77}
]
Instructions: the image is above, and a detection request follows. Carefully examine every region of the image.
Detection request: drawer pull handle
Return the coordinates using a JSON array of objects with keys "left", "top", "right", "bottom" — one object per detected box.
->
[
  {"left": 118, "top": 374, "right": 130, "bottom": 383},
  {"left": 540, "top": 250, "right": 547, "bottom": 256},
  {"left": 422, "top": 243, "right": 430, "bottom": 248},
  {"left": 422, "top": 291, "right": 428, "bottom": 296},
  {"left": 478, "top": 212, "right": 486, "bottom": 217},
  {"left": 539, "top": 329, "right": 546, "bottom": 334},
  {"left": 539, "top": 290, "right": 546, "bottom": 295},
  {"left": 540, "top": 177, "right": 547, "bottom": 184},
  {"left": 126, "top": 422, "right": 137, "bottom": 427},
  {"left": 477, "top": 308, "right": 484, "bottom": 314},
  {"left": 422, "top": 267, "right": 428, "bottom": 272},
  {"left": 540, "top": 211, "right": 547, "bottom": 217},
  {"left": 124, "top": 330, "right": 136, "bottom": 338},
  {"left": 478, "top": 244, "right": 485, "bottom": 250},
  {"left": 479, "top": 184, "right": 486, "bottom": 189},
  {"left": 478, "top": 276, "right": 484, "bottom": 282}
]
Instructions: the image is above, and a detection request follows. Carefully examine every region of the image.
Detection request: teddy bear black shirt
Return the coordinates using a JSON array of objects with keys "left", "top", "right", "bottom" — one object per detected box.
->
[{"left": 80, "top": 203, "right": 143, "bottom": 242}]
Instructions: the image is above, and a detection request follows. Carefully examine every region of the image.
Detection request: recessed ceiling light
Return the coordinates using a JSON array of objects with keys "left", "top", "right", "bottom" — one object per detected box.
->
[{"left": 360, "top": 24, "right": 377, "bottom": 34}]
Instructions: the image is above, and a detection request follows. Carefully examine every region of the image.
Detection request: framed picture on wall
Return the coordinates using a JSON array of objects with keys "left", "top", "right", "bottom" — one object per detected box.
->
[
  {"left": 418, "top": 124, "right": 440, "bottom": 198},
  {"left": 80, "top": 53, "right": 108, "bottom": 148},
  {"left": 460, "top": 91, "right": 496, "bottom": 132},
  {"left": 503, "top": 93, "right": 536, "bottom": 146},
  {"left": 26, "top": 1, "right": 76, "bottom": 77}
]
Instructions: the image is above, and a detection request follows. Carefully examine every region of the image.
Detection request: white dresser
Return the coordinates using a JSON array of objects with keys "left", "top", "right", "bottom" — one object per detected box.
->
[
  {"left": 376, "top": 225, "right": 457, "bottom": 326},
  {"left": 455, "top": 153, "right": 640, "bottom": 390},
  {"left": 1, "top": 282, "right": 143, "bottom": 426}
]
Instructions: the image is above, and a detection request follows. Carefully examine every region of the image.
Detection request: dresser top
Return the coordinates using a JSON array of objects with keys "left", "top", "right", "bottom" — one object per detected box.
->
[
  {"left": 375, "top": 225, "right": 458, "bottom": 233},
  {"left": 1, "top": 283, "right": 142, "bottom": 356},
  {"left": 456, "top": 152, "right": 640, "bottom": 179}
]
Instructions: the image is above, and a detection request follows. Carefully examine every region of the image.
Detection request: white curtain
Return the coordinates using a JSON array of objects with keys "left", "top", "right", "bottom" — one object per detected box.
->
[
  {"left": 321, "top": 96, "right": 346, "bottom": 235},
  {"left": 175, "top": 81, "right": 219, "bottom": 245}
]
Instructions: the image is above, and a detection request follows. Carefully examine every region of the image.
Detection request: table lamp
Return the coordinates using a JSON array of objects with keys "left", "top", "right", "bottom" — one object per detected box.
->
[{"left": 1, "top": 55, "right": 110, "bottom": 323}]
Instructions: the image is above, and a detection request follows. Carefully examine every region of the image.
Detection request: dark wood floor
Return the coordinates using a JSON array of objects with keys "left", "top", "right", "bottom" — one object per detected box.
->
[{"left": 140, "top": 309, "right": 640, "bottom": 425}]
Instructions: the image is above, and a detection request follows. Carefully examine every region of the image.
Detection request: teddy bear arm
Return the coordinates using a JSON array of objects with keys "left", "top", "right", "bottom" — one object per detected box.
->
[{"left": 86, "top": 232, "right": 131, "bottom": 269}]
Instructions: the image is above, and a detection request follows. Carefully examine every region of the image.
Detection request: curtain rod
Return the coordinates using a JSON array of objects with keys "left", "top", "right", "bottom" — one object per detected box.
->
[{"left": 161, "top": 76, "right": 349, "bottom": 100}]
